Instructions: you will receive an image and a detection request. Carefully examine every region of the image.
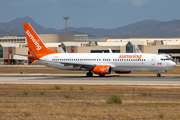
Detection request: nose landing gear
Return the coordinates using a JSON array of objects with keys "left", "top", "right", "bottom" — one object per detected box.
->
[{"left": 157, "top": 73, "right": 161, "bottom": 77}]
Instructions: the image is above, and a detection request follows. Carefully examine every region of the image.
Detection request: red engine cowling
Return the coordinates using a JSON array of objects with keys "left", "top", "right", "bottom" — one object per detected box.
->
[
  {"left": 93, "top": 65, "right": 112, "bottom": 74},
  {"left": 115, "top": 71, "right": 132, "bottom": 74}
]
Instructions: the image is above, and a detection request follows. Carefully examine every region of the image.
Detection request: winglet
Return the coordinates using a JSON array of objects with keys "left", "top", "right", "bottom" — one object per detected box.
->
[
  {"left": 30, "top": 60, "right": 37, "bottom": 65},
  {"left": 108, "top": 48, "right": 113, "bottom": 53},
  {"left": 30, "top": 48, "right": 39, "bottom": 60}
]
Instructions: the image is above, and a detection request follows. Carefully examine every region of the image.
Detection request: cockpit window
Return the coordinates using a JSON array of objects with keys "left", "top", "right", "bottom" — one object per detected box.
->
[{"left": 161, "top": 58, "right": 170, "bottom": 61}]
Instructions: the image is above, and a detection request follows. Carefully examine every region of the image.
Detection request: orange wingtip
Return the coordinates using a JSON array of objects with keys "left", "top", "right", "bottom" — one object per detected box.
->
[{"left": 30, "top": 60, "right": 37, "bottom": 65}]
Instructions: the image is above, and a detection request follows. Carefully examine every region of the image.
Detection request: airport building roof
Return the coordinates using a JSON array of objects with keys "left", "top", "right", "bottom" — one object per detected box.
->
[
  {"left": 106, "top": 38, "right": 180, "bottom": 42},
  {"left": 97, "top": 42, "right": 128, "bottom": 46},
  {"left": 106, "top": 38, "right": 154, "bottom": 42},
  {"left": 62, "top": 42, "right": 85, "bottom": 47},
  {"left": 0, "top": 43, "right": 26, "bottom": 47},
  {"left": 130, "top": 41, "right": 148, "bottom": 45},
  {"left": 163, "top": 41, "right": 180, "bottom": 45},
  {"left": 62, "top": 42, "right": 129, "bottom": 47},
  {"left": 44, "top": 43, "right": 61, "bottom": 47}
]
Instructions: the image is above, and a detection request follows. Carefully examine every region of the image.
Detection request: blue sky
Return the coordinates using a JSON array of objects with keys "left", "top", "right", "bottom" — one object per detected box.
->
[{"left": 0, "top": 0, "right": 180, "bottom": 29}]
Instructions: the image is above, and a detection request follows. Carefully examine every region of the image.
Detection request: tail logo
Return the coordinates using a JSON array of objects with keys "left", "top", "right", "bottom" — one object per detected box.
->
[{"left": 26, "top": 30, "right": 42, "bottom": 51}]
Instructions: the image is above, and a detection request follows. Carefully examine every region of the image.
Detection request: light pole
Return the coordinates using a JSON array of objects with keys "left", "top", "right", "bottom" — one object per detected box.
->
[{"left": 63, "top": 17, "right": 70, "bottom": 35}]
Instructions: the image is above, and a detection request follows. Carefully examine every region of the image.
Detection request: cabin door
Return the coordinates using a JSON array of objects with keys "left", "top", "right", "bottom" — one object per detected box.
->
[{"left": 151, "top": 56, "right": 156, "bottom": 65}]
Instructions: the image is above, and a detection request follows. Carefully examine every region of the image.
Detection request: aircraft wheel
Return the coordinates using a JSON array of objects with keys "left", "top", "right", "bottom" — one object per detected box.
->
[
  {"left": 99, "top": 74, "right": 105, "bottom": 77},
  {"left": 86, "top": 72, "right": 93, "bottom": 77},
  {"left": 157, "top": 73, "right": 161, "bottom": 77}
]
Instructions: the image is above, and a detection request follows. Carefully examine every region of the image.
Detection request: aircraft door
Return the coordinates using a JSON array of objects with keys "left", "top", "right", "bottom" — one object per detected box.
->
[{"left": 151, "top": 56, "right": 156, "bottom": 65}]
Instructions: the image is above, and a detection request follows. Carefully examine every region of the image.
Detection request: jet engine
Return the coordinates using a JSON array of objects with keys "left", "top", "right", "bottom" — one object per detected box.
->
[
  {"left": 93, "top": 65, "right": 112, "bottom": 74},
  {"left": 115, "top": 71, "right": 132, "bottom": 74}
]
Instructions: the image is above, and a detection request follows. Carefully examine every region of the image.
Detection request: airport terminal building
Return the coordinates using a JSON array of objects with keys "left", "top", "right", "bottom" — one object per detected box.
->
[{"left": 0, "top": 34, "right": 180, "bottom": 65}]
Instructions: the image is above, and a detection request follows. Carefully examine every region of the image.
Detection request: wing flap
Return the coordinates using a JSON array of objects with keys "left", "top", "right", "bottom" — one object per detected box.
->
[{"left": 59, "top": 62, "right": 95, "bottom": 70}]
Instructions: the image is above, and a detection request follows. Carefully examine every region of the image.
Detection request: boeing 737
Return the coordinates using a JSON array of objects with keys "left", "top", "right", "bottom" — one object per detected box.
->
[{"left": 24, "top": 23, "right": 176, "bottom": 77}]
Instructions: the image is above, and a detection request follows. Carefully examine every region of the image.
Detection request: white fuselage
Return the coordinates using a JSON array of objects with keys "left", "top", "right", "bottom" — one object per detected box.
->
[{"left": 36, "top": 53, "right": 176, "bottom": 72}]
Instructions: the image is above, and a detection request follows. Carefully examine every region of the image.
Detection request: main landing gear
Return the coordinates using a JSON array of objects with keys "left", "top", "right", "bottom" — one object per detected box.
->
[
  {"left": 86, "top": 71, "right": 106, "bottom": 77},
  {"left": 99, "top": 74, "right": 105, "bottom": 77},
  {"left": 157, "top": 73, "right": 161, "bottom": 77},
  {"left": 86, "top": 71, "right": 93, "bottom": 77}
]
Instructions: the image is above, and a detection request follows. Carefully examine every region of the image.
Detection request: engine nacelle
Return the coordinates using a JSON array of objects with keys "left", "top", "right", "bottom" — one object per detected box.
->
[
  {"left": 93, "top": 65, "right": 112, "bottom": 74},
  {"left": 115, "top": 71, "right": 132, "bottom": 74}
]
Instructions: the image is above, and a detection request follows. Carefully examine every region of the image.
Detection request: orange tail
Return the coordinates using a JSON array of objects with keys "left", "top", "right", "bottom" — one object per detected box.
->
[{"left": 23, "top": 23, "right": 59, "bottom": 58}]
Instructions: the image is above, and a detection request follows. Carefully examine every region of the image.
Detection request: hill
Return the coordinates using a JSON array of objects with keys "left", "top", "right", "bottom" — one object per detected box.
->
[
  {"left": 0, "top": 16, "right": 60, "bottom": 35},
  {"left": 0, "top": 17, "right": 180, "bottom": 37}
]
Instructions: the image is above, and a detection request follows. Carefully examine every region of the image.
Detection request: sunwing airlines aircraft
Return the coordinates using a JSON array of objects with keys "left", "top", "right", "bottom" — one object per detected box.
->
[{"left": 24, "top": 23, "right": 176, "bottom": 77}]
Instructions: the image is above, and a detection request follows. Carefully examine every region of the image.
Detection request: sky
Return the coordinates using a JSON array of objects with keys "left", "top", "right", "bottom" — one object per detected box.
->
[{"left": 0, "top": 0, "right": 180, "bottom": 29}]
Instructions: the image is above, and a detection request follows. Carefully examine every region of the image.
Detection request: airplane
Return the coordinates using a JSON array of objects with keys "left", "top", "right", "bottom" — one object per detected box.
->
[
  {"left": 58, "top": 45, "right": 65, "bottom": 53},
  {"left": 23, "top": 23, "right": 176, "bottom": 77},
  {"left": 135, "top": 45, "right": 142, "bottom": 53}
]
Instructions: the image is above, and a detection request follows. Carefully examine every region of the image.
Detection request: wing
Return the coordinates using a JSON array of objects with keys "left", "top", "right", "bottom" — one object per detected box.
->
[
  {"left": 8, "top": 53, "right": 33, "bottom": 58},
  {"left": 55, "top": 61, "right": 115, "bottom": 71},
  {"left": 59, "top": 61, "right": 95, "bottom": 70}
]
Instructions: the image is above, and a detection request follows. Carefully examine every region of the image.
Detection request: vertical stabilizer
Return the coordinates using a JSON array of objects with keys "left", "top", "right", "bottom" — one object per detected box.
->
[
  {"left": 135, "top": 45, "right": 142, "bottom": 53},
  {"left": 23, "top": 23, "right": 59, "bottom": 56}
]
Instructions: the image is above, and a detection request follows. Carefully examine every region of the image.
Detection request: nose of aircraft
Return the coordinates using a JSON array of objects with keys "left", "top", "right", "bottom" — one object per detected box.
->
[{"left": 169, "top": 61, "right": 176, "bottom": 67}]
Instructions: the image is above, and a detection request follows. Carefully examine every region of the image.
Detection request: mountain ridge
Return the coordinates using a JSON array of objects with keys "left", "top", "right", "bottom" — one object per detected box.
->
[{"left": 0, "top": 17, "right": 180, "bottom": 37}]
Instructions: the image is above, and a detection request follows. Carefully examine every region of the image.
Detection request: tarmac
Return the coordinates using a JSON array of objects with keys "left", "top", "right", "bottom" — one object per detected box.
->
[{"left": 0, "top": 74, "right": 180, "bottom": 85}]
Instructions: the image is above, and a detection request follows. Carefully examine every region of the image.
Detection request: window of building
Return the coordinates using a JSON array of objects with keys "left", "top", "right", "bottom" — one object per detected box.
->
[
  {"left": 158, "top": 49, "right": 180, "bottom": 54},
  {"left": 0, "top": 44, "right": 3, "bottom": 58},
  {"left": 126, "top": 42, "right": 133, "bottom": 53}
]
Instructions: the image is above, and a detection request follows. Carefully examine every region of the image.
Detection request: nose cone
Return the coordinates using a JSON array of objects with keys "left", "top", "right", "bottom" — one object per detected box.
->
[{"left": 169, "top": 61, "right": 176, "bottom": 68}]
